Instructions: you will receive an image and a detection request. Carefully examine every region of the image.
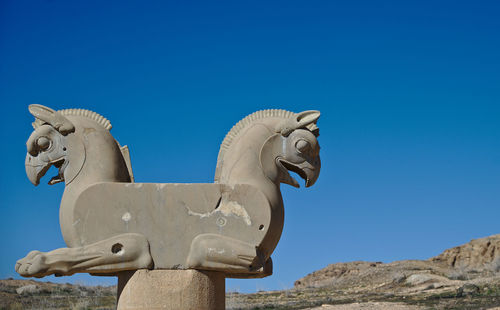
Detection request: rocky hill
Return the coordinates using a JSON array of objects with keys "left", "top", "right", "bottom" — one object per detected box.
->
[
  {"left": 431, "top": 234, "right": 500, "bottom": 270},
  {"left": 295, "top": 234, "right": 500, "bottom": 290},
  {"left": 2, "top": 235, "right": 500, "bottom": 309},
  {"left": 229, "top": 235, "right": 500, "bottom": 309}
]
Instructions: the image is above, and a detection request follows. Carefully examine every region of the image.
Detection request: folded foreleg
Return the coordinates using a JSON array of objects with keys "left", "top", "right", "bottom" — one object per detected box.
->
[
  {"left": 15, "top": 233, "right": 153, "bottom": 278},
  {"left": 186, "top": 233, "right": 272, "bottom": 277}
]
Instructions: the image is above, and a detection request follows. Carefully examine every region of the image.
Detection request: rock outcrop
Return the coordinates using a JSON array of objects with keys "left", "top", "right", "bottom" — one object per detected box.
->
[
  {"left": 295, "top": 234, "right": 500, "bottom": 290},
  {"left": 280, "top": 235, "right": 500, "bottom": 310},
  {"left": 430, "top": 234, "right": 500, "bottom": 269}
]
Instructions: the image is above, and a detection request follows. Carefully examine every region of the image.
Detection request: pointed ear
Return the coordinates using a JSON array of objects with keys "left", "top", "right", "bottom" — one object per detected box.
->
[
  {"left": 296, "top": 110, "right": 320, "bottom": 127},
  {"left": 28, "top": 104, "right": 75, "bottom": 135},
  {"left": 29, "top": 104, "right": 57, "bottom": 121},
  {"left": 279, "top": 110, "right": 321, "bottom": 136}
]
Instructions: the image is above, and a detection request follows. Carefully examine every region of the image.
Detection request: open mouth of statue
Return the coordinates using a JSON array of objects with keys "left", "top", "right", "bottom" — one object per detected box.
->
[
  {"left": 32, "top": 158, "right": 66, "bottom": 186},
  {"left": 48, "top": 158, "right": 66, "bottom": 185},
  {"left": 278, "top": 158, "right": 309, "bottom": 187}
]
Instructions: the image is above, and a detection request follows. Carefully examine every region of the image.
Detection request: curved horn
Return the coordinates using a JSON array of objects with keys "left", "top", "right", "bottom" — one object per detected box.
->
[
  {"left": 29, "top": 104, "right": 75, "bottom": 135},
  {"left": 280, "top": 110, "right": 321, "bottom": 136}
]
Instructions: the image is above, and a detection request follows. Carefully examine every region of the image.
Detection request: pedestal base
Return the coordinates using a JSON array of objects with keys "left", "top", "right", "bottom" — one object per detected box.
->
[{"left": 117, "top": 269, "right": 225, "bottom": 310}]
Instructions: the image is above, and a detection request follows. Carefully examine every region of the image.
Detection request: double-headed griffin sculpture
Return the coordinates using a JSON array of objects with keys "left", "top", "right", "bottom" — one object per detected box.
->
[{"left": 16, "top": 105, "right": 321, "bottom": 279}]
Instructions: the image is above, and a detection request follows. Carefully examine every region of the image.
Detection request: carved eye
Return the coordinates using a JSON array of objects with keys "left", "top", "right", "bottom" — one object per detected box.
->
[
  {"left": 37, "top": 136, "right": 51, "bottom": 150},
  {"left": 295, "top": 139, "right": 310, "bottom": 154}
]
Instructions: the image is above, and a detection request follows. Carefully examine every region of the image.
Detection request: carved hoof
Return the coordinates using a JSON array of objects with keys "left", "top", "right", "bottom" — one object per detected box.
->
[
  {"left": 15, "top": 251, "right": 49, "bottom": 278},
  {"left": 226, "top": 257, "right": 273, "bottom": 279}
]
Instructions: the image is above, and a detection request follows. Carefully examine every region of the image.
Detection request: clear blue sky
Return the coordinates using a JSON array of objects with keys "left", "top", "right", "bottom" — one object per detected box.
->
[{"left": 1, "top": 0, "right": 499, "bottom": 293}]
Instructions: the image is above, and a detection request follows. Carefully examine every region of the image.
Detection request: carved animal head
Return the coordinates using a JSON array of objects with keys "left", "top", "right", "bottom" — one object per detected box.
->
[
  {"left": 264, "top": 111, "right": 321, "bottom": 188},
  {"left": 26, "top": 105, "right": 77, "bottom": 185},
  {"left": 215, "top": 109, "right": 321, "bottom": 188},
  {"left": 25, "top": 104, "right": 120, "bottom": 186}
]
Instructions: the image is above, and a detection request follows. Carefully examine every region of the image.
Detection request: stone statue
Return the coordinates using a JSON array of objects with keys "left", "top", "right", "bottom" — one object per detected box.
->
[{"left": 16, "top": 105, "right": 321, "bottom": 279}]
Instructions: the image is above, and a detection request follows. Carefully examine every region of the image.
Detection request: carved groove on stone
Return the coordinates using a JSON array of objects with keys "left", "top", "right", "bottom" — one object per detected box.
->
[{"left": 33, "top": 108, "right": 112, "bottom": 131}]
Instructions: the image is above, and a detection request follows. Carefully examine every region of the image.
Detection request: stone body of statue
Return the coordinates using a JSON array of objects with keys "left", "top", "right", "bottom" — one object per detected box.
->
[{"left": 16, "top": 105, "right": 321, "bottom": 279}]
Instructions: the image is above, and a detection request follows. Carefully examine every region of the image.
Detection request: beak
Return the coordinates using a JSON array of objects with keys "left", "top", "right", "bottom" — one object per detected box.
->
[
  {"left": 303, "top": 162, "right": 320, "bottom": 187},
  {"left": 25, "top": 153, "right": 65, "bottom": 186},
  {"left": 25, "top": 153, "right": 49, "bottom": 186},
  {"left": 278, "top": 156, "right": 321, "bottom": 188},
  {"left": 301, "top": 156, "right": 321, "bottom": 187}
]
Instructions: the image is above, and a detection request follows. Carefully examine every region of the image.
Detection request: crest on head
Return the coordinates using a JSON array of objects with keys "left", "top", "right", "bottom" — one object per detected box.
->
[{"left": 30, "top": 104, "right": 112, "bottom": 133}]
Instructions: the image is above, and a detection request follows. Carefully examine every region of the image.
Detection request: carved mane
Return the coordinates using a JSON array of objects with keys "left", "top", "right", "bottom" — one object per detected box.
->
[
  {"left": 214, "top": 109, "right": 296, "bottom": 182},
  {"left": 32, "top": 108, "right": 112, "bottom": 131}
]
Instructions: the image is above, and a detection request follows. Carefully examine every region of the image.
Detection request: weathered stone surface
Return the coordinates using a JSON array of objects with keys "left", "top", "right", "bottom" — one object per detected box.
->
[
  {"left": 15, "top": 284, "right": 39, "bottom": 295},
  {"left": 72, "top": 183, "right": 270, "bottom": 271},
  {"left": 430, "top": 234, "right": 500, "bottom": 269},
  {"left": 295, "top": 235, "right": 500, "bottom": 291},
  {"left": 16, "top": 105, "right": 322, "bottom": 310},
  {"left": 117, "top": 269, "right": 225, "bottom": 310},
  {"left": 16, "top": 106, "right": 321, "bottom": 279},
  {"left": 404, "top": 273, "right": 449, "bottom": 286},
  {"left": 294, "top": 261, "right": 386, "bottom": 288}
]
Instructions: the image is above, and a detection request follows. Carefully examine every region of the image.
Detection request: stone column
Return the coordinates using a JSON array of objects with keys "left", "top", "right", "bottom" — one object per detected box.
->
[{"left": 117, "top": 269, "right": 225, "bottom": 310}]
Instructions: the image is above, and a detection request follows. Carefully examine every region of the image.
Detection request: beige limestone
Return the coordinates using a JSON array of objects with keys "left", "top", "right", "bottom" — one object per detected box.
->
[
  {"left": 16, "top": 106, "right": 321, "bottom": 279},
  {"left": 117, "top": 269, "right": 225, "bottom": 310},
  {"left": 430, "top": 234, "right": 500, "bottom": 269}
]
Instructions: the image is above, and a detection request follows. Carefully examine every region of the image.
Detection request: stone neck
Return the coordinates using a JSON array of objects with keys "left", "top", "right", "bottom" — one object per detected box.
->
[{"left": 60, "top": 135, "right": 130, "bottom": 247}]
